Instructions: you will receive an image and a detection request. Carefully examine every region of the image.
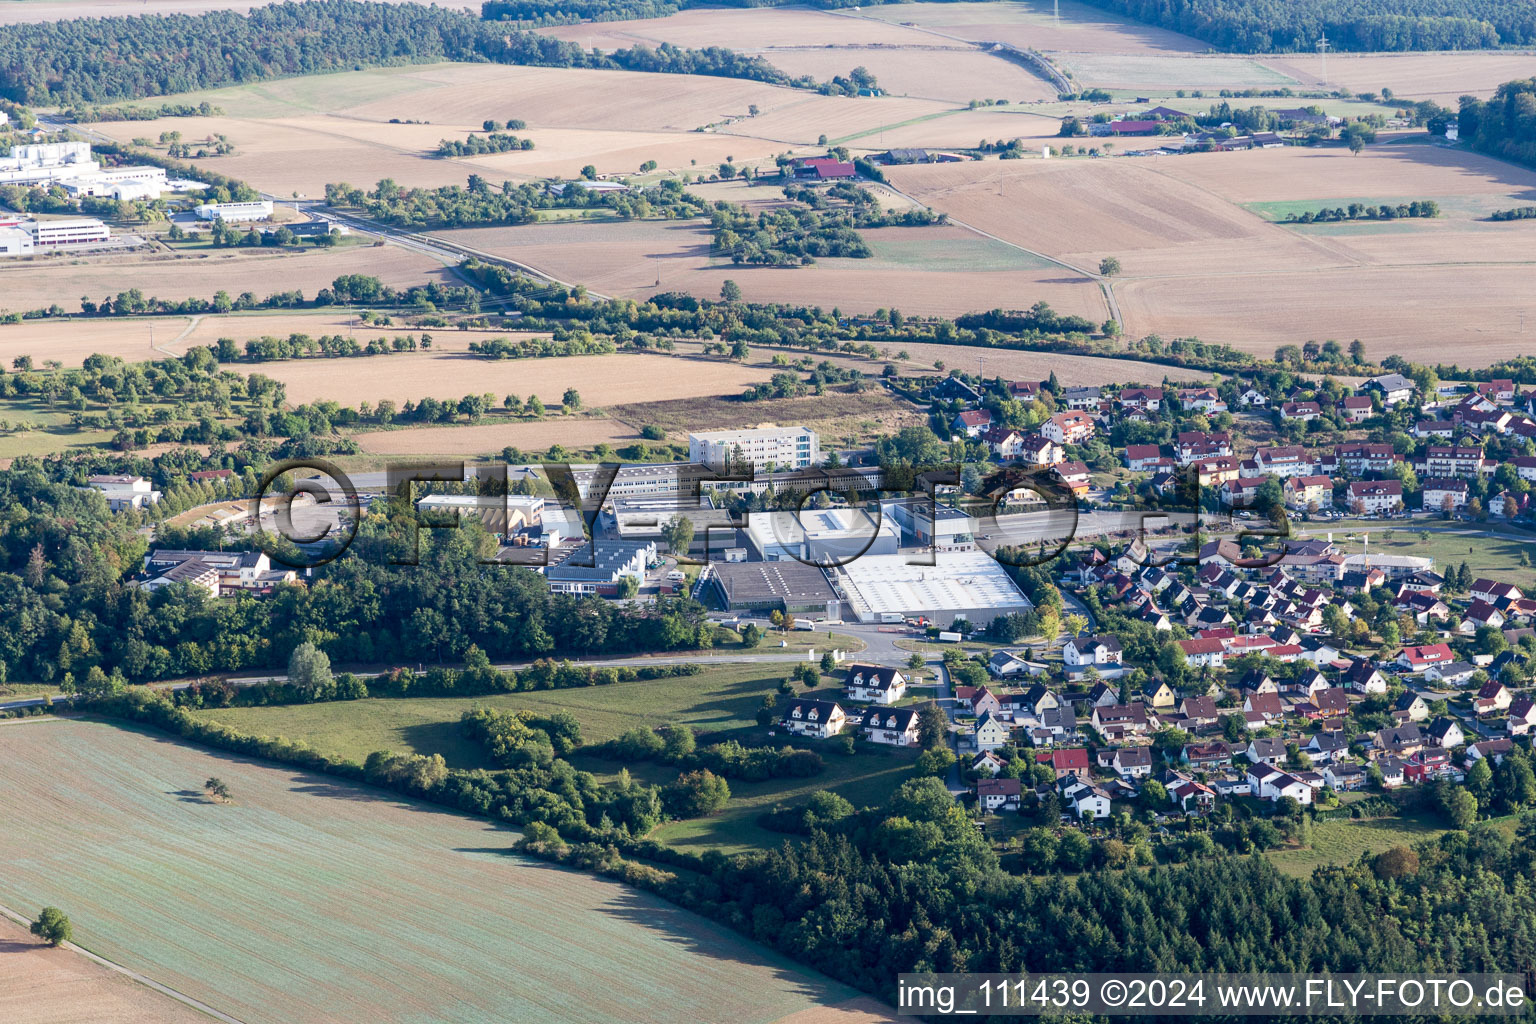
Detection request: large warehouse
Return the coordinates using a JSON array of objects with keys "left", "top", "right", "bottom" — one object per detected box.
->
[
  {"left": 744, "top": 506, "right": 898, "bottom": 563},
  {"left": 710, "top": 560, "right": 839, "bottom": 616},
  {"left": 833, "top": 549, "right": 1032, "bottom": 627}
]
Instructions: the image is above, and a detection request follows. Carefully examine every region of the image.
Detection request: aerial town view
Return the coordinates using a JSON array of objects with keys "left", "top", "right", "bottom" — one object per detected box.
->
[{"left": 4, "top": 0, "right": 1536, "bottom": 1021}]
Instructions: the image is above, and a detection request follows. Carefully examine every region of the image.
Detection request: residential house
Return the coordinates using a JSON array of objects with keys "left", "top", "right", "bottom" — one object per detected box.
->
[
  {"left": 1398, "top": 642, "right": 1454, "bottom": 673},
  {"left": 1324, "top": 762, "right": 1367, "bottom": 791},
  {"left": 1348, "top": 480, "right": 1403, "bottom": 515},
  {"left": 1053, "top": 460, "right": 1092, "bottom": 497},
  {"left": 956, "top": 685, "right": 1003, "bottom": 718},
  {"left": 1177, "top": 636, "right": 1228, "bottom": 668},
  {"left": 1037, "top": 747, "right": 1092, "bottom": 780},
  {"left": 1363, "top": 373, "right": 1417, "bottom": 406},
  {"left": 1421, "top": 478, "right": 1469, "bottom": 512},
  {"left": 1335, "top": 442, "right": 1397, "bottom": 476},
  {"left": 1376, "top": 724, "right": 1426, "bottom": 757},
  {"left": 1510, "top": 697, "right": 1536, "bottom": 736},
  {"left": 971, "top": 750, "right": 1007, "bottom": 775},
  {"left": 1306, "top": 731, "right": 1350, "bottom": 763},
  {"left": 1280, "top": 401, "right": 1321, "bottom": 422},
  {"left": 973, "top": 710, "right": 1013, "bottom": 751},
  {"left": 1247, "top": 764, "right": 1313, "bottom": 804},
  {"left": 1125, "top": 444, "right": 1166, "bottom": 472},
  {"left": 843, "top": 664, "right": 908, "bottom": 704},
  {"left": 953, "top": 409, "right": 992, "bottom": 437},
  {"left": 977, "top": 777, "right": 1023, "bottom": 812},
  {"left": 1378, "top": 756, "right": 1407, "bottom": 788},
  {"left": 1041, "top": 410, "right": 1096, "bottom": 445},
  {"left": 1016, "top": 434, "right": 1064, "bottom": 466},
  {"left": 1255, "top": 445, "right": 1314, "bottom": 479},
  {"left": 1179, "top": 695, "right": 1220, "bottom": 727},
  {"left": 1177, "top": 387, "right": 1227, "bottom": 413},
  {"left": 1092, "top": 703, "right": 1151, "bottom": 739},
  {"left": 1112, "top": 746, "right": 1154, "bottom": 778},
  {"left": 1284, "top": 475, "right": 1333, "bottom": 511},
  {"left": 1119, "top": 386, "right": 1164, "bottom": 411},
  {"left": 779, "top": 698, "right": 847, "bottom": 738},
  {"left": 1141, "top": 678, "right": 1177, "bottom": 709},
  {"left": 1471, "top": 579, "right": 1523, "bottom": 604},
  {"left": 1426, "top": 716, "right": 1465, "bottom": 750},
  {"left": 1182, "top": 740, "right": 1234, "bottom": 768},
  {"left": 1246, "top": 737, "right": 1286, "bottom": 766},
  {"left": 1421, "top": 445, "right": 1490, "bottom": 480},
  {"left": 1425, "top": 660, "right": 1477, "bottom": 686},
  {"left": 1064, "top": 635, "right": 1124, "bottom": 672},
  {"left": 1394, "top": 692, "right": 1429, "bottom": 722},
  {"left": 864, "top": 706, "right": 922, "bottom": 746},
  {"left": 1339, "top": 395, "right": 1374, "bottom": 423},
  {"left": 1475, "top": 680, "right": 1512, "bottom": 715},
  {"left": 1466, "top": 738, "right": 1515, "bottom": 765}
]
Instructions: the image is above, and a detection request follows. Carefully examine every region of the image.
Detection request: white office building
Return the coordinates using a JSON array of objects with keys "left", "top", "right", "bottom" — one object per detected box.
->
[
  {"left": 26, "top": 218, "right": 110, "bottom": 247},
  {"left": 61, "top": 165, "right": 168, "bottom": 200},
  {"left": 196, "top": 200, "right": 274, "bottom": 223},
  {"left": 0, "top": 227, "right": 33, "bottom": 256},
  {"left": 688, "top": 425, "right": 818, "bottom": 473}
]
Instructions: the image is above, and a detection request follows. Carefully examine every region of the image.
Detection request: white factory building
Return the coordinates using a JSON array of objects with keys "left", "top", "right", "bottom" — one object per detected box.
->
[
  {"left": 0, "top": 141, "right": 171, "bottom": 199},
  {"left": 60, "top": 164, "right": 169, "bottom": 201},
  {"left": 196, "top": 200, "right": 274, "bottom": 223},
  {"left": 0, "top": 217, "right": 111, "bottom": 255},
  {"left": 745, "top": 506, "right": 899, "bottom": 563},
  {"left": 833, "top": 548, "right": 1033, "bottom": 628},
  {"left": 688, "top": 426, "right": 818, "bottom": 473}
]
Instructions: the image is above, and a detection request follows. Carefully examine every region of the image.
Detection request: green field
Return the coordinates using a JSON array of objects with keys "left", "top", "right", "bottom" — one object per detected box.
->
[
  {"left": 1267, "top": 811, "right": 1520, "bottom": 878},
  {"left": 193, "top": 668, "right": 922, "bottom": 855},
  {"left": 0, "top": 717, "right": 867, "bottom": 1024},
  {"left": 854, "top": 236, "right": 1055, "bottom": 273},
  {"left": 191, "top": 665, "right": 792, "bottom": 768},
  {"left": 1291, "top": 521, "right": 1536, "bottom": 590},
  {"left": 1052, "top": 53, "right": 1298, "bottom": 92}
]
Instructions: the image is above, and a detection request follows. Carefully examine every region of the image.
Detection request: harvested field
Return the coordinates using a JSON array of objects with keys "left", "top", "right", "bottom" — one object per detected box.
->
[
  {"left": 264, "top": 349, "right": 775, "bottom": 406},
  {"left": 439, "top": 218, "right": 1107, "bottom": 319},
  {"left": 0, "top": 246, "right": 452, "bottom": 314},
  {"left": 858, "top": 108, "right": 1062, "bottom": 149},
  {"left": 0, "top": 315, "right": 189, "bottom": 367},
  {"left": 887, "top": 157, "right": 1333, "bottom": 277},
  {"left": 0, "top": 312, "right": 555, "bottom": 367},
  {"left": 1049, "top": 52, "right": 1298, "bottom": 92},
  {"left": 715, "top": 94, "right": 959, "bottom": 146},
  {"left": 1258, "top": 51, "right": 1536, "bottom": 103},
  {"left": 852, "top": 0, "right": 1208, "bottom": 54},
  {"left": 0, "top": 718, "right": 888, "bottom": 1024},
  {"left": 1114, "top": 263, "right": 1536, "bottom": 366},
  {"left": 1161, "top": 142, "right": 1536, "bottom": 206},
  {"left": 539, "top": 7, "right": 939, "bottom": 52},
  {"left": 609, "top": 388, "right": 924, "bottom": 444},
  {"left": 762, "top": 46, "right": 1058, "bottom": 104},
  {"left": 351, "top": 416, "right": 640, "bottom": 455},
  {"left": 0, "top": 915, "right": 211, "bottom": 1024}
]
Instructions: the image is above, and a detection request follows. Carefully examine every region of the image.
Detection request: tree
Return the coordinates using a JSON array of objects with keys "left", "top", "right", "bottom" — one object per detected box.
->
[
  {"left": 1063, "top": 613, "right": 1088, "bottom": 638},
  {"left": 1435, "top": 780, "right": 1478, "bottom": 828},
  {"left": 719, "top": 279, "right": 742, "bottom": 302},
  {"left": 288, "top": 641, "right": 333, "bottom": 696},
  {"left": 820, "top": 650, "right": 836, "bottom": 674},
  {"left": 917, "top": 701, "right": 948, "bottom": 749},
  {"left": 1373, "top": 845, "right": 1420, "bottom": 880},
  {"left": 561, "top": 388, "right": 581, "bottom": 412},
  {"left": 1098, "top": 256, "right": 1121, "bottom": 277},
  {"left": 740, "top": 622, "right": 762, "bottom": 648},
  {"left": 580, "top": 164, "right": 597, "bottom": 180},
  {"left": 907, "top": 652, "right": 925, "bottom": 673},
  {"left": 662, "top": 515, "right": 694, "bottom": 558},
  {"left": 663, "top": 769, "right": 730, "bottom": 817},
  {"left": 30, "top": 907, "right": 71, "bottom": 946},
  {"left": 204, "top": 776, "right": 232, "bottom": 802}
]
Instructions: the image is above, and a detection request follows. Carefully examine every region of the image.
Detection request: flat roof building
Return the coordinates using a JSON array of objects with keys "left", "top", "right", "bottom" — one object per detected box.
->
[
  {"left": 711, "top": 559, "right": 839, "bottom": 614},
  {"left": 833, "top": 549, "right": 1032, "bottom": 627},
  {"left": 744, "top": 506, "right": 899, "bottom": 563},
  {"left": 196, "top": 200, "right": 274, "bottom": 222},
  {"left": 689, "top": 426, "right": 818, "bottom": 473}
]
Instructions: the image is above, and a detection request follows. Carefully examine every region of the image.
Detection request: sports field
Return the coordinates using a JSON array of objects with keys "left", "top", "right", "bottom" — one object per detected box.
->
[{"left": 0, "top": 717, "right": 889, "bottom": 1024}]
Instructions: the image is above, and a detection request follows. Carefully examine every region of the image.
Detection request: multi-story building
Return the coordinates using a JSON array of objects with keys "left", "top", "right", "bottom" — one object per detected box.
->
[
  {"left": 27, "top": 218, "right": 110, "bottom": 247},
  {"left": 1421, "top": 478, "right": 1469, "bottom": 511},
  {"left": 1283, "top": 475, "right": 1332, "bottom": 510},
  {"left": 1335, "top": 442, "right": 1396, "bottom": 476},
  {"left": 688, "top": 426, "right": 818, "bottom": 473},
  {"left": 1420, "top": 445, "right": 1490, "bottom": 480},
  {"left": 1040, "top": 410, "right": 1095, "bottom": 445},
  {"left": 1348, "top": 479, "right": 1403, "bottom": 515}
]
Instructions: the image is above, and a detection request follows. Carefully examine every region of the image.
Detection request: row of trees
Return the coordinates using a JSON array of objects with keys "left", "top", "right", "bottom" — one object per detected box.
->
[{"left": 324, "top": 175, "right": 707, "bottom": 229}]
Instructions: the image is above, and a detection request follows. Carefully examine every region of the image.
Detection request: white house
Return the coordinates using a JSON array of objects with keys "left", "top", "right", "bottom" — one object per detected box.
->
[
  {"left": 1063, "top": 635, "right": 1123, "bottom": 671},
  {"left": 778, "top": 698, "right": 847, "bottom": 739},
  {"left": 863, "top": 706, "right": 921, "bottom": 746},
  {"left": 1247, "top": 764, "right": 1313, "bottom": 804},
  {"left": 843, "top": 664, "right": 907, "bottom": 705}
]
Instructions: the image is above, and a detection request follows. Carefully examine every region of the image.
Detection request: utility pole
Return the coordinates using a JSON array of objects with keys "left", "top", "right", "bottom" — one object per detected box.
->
[{"left": 1317, "top": 34, "right": 1330, "bottom": 86}]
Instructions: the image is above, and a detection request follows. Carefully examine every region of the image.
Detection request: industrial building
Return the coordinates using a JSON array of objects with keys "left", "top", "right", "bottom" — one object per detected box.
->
[
  {"left": 0, "top": 226, "right": 32, "bottom": 256},
  {"left": 744, "top": 506, "right": 898, "bottom": 563},
  {"left": 542, "top": 538, "right": 656, "bottom": 596},
  {"left": 196, "top": 200, "right": 275, "bottom": 223},
  {"left": 60, "top": 164, "right": 168, "bottom": 201},
  {"left": 710, "top": 559, "right": 839, "bottom": 616},
  {"left": 688, "top": 426, "right": 818, "bottom": 473},
  {"left": 833, "top": 549, "right": 1032, "bottom": 627}
]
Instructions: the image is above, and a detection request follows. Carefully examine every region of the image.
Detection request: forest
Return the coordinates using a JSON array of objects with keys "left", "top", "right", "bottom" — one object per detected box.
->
[
  {"left": 0, "top": 0, "right": 787, "bottom": 104},
  {"left": 709, "top": 183, "right": 944, "bottom": 266},
  {"left": 1074, "top": 0, "right": 1536, "bottom": 51},
  {"left": 1460, "top": 78, "right": 1536, "bottom": 169}
]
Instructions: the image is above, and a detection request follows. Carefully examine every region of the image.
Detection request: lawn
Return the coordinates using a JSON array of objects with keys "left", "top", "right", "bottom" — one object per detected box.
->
[
  {"left": 191, "top": 665, "right": 791, "bottom": 768},
  {"left": 1291, "top": 520, "right": 1536, "bottom": 591},
  {"left": 0, "top": 717, "right": 868, "bottom": 1024},
  {"left": 1267, "top": 810, "right": 1521, "bottom": 878}
]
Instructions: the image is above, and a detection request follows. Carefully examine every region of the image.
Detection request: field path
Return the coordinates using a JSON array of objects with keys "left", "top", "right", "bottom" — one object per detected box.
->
[
  {"left": 0, "top": 901, "right": 252, "bottom": 1024},
  {"left": 163, "top": 314, "right": 202, "bottom": 356}
]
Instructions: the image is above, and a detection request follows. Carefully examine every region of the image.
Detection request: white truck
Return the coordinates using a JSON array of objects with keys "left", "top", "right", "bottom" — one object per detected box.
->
[
  {"left": 792, "top": 618, "right": 815, "bottom": 630},
  {"left": 879, "top": 612, "right": 904, "bottom": 624}
]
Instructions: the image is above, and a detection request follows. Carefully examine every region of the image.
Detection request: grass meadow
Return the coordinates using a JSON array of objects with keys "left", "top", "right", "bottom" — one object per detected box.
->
[{"left": 0, "top": 717, "right": 874, "bottom": 1024}]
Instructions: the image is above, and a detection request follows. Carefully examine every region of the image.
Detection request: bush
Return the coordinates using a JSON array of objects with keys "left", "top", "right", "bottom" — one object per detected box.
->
[{"left": 664, "top": 770, "right": 731, "bottom": 817}]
